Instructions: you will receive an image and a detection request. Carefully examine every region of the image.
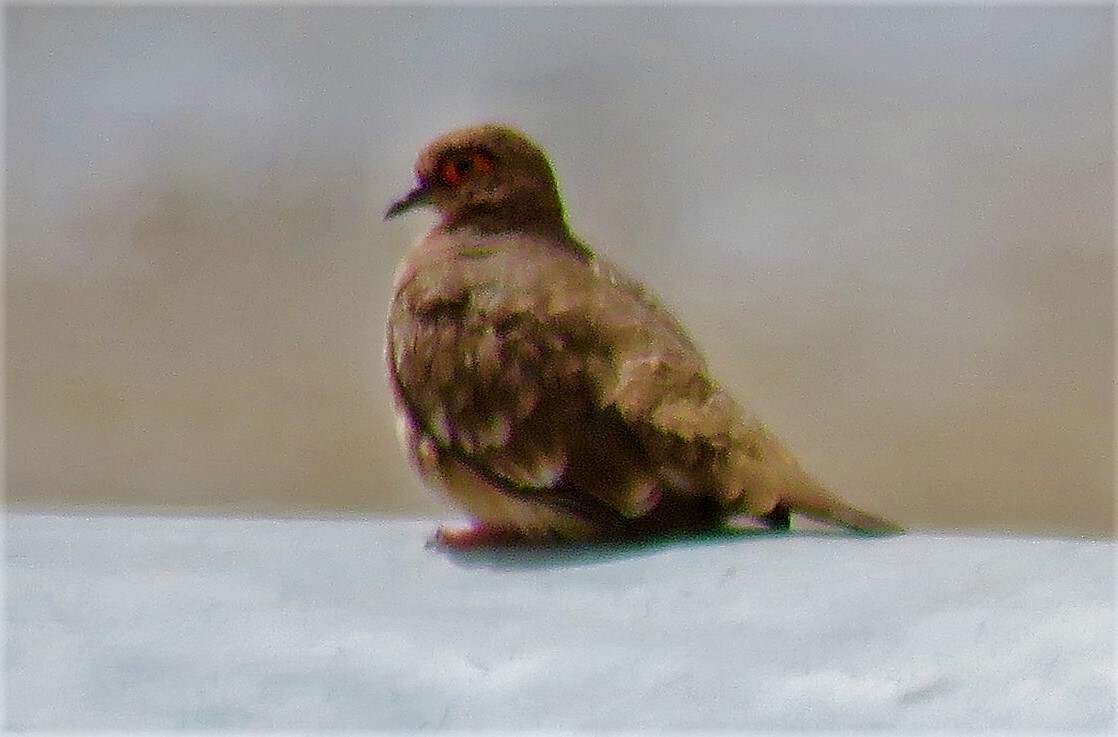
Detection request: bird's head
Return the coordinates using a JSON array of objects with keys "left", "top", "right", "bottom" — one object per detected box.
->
[{"left": 386, "top": 124, "right": 568, "bottom": 235}]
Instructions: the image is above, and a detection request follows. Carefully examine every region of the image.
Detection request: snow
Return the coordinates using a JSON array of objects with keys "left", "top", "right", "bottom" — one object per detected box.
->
[{"left": 5, "top": 512, "right": 1115, "bottom": 731}]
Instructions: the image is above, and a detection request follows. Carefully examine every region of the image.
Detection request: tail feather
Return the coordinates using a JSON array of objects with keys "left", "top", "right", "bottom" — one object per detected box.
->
[{"left": 780, "top": 473, "right": 904, "bottom": 535}]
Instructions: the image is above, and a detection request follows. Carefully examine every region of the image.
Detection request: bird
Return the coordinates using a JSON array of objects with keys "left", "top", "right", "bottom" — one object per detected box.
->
[{"left": 384, "top": 123, "right": 902, "bottom": 548}]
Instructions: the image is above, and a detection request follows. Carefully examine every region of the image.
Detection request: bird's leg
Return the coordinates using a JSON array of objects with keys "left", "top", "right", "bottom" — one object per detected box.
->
[{"left": 431, "top": 522, "right": 535, "bottom": 549}]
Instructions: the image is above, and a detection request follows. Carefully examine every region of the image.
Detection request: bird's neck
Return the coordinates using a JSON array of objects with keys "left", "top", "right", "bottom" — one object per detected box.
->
[
  {"left": 440, "top": 200, "right": 574, "bottom": 243},
  {"left": 427, "top": 211, "right": 592, "bottom": 264}
]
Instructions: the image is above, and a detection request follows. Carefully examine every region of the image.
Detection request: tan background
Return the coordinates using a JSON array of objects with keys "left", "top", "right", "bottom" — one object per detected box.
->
[{"left": 7, "top": 6, "right": 1113, "bottom": 536}]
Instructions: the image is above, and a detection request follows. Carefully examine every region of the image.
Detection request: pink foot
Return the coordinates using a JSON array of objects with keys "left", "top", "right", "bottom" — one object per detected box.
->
[{"left": 430, "top": 522, "right": 533, "bottom": 550}]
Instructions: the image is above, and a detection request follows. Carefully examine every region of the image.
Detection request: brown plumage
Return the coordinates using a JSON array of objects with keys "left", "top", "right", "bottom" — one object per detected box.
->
[{"left": 385, "top": 123, "right": 902, "bottom": 547}]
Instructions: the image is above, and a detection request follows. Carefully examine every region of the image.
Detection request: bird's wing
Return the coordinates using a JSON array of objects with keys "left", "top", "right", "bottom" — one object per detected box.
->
[
  {"left": 560, "top": 255, "right": 904, "bottom": 534},
  {"left": 576, "top": 254, "right": 802, "bottom": 505}
]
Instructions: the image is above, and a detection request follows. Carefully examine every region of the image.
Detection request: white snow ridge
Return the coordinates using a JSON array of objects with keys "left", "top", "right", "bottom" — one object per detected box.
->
[{"left": 5, "top": 513, "right": 1115, "bottom": 731}]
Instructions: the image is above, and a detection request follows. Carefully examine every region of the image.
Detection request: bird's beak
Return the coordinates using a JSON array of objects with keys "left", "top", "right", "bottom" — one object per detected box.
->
[{"left": 385, "top": 183, "right": 432, "bottom": 220}]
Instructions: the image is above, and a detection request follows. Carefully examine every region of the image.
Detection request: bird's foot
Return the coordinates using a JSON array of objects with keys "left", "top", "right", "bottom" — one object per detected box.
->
[{"left": 429, "top": 522, "right": 534, "bottom": 550}]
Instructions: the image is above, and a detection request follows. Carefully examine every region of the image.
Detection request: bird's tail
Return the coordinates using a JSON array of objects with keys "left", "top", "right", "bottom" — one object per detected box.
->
[{"left": 774, "top": 471, "right": 904, "bottom": 535}]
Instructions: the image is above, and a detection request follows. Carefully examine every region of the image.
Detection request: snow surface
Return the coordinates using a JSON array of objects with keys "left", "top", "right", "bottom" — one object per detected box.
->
[{"left": 5, "top": 513, "right": 1115, "bottom": 731}]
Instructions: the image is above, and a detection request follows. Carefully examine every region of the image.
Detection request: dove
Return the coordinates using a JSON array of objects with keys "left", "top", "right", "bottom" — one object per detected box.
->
[{"left": 385, "top": 123, "right": 902, "bottom": 547}]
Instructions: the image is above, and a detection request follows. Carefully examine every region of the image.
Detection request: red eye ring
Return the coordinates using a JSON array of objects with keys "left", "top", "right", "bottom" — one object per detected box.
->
[{"left": 439, "top": 150, "right": 494, "bottom": 187}]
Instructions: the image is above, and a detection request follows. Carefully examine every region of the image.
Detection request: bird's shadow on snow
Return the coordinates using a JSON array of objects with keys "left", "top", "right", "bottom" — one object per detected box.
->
[{"left": 436, "top": 524, "right": 853, "bottom": 571}]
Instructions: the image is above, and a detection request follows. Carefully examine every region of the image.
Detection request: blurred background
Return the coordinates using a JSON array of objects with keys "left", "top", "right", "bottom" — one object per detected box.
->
[{"left": 6, "top": 6, "right": 1113, "bottom": 536}]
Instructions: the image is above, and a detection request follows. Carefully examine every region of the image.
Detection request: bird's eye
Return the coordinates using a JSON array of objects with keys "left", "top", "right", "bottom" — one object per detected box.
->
[{"left": 439, "top": 150, "right": 494, "bottom": 188}]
